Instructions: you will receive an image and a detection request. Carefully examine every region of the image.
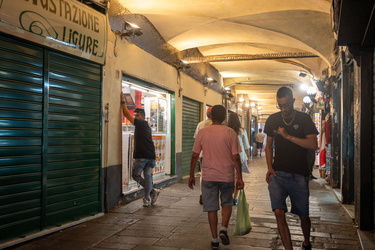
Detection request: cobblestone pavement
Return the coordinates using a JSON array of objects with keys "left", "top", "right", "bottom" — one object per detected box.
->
[{"left": 10, "top": 156, "right": 360, "bottom": 250}]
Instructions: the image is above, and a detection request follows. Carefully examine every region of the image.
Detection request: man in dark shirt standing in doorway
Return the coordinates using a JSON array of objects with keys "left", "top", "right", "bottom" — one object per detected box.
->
[
  {"left": 121, "top": 93, "right": 159, "bottom": 207},
  {"left": 264, "top": 87, "right": 318, "bottom": 250}
]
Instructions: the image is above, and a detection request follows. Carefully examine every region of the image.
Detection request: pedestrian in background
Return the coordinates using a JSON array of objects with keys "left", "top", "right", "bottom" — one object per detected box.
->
[
  {"left": 251, "top": 131, "right": 257, "bottom": 156},
  {"left": 121, "top": 93, "right": 160, "bottom": 207},
  {"left": 256, "top": 128, "right": 265, "bottom": 156},
  {"left": 189, "top": 105, "right": 244, "bottom": 250},
  {"left": 194, "top": 107, "right": 213, "bottom": 205},
  {"left": 264, "top": 87, "right": 318, "bottom": 250},
  {"left": 227, "top": 113, "right": 250, "bottom": 205}
]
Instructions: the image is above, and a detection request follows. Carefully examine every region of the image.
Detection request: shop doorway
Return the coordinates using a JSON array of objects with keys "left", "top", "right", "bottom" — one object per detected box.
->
[{"left": 120, "top": 77, "right": 173, "bottom": 194}]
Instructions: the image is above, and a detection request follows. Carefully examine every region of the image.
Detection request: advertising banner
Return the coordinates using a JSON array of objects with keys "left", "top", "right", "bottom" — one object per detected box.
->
[{"left": 0, "top": 0, "right": 107, "bottom": 64}]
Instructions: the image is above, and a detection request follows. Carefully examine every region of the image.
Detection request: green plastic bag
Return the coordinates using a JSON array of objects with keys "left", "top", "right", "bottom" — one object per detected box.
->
[{"left": 233, "top": 190, "right": 252, "bottom": 236}]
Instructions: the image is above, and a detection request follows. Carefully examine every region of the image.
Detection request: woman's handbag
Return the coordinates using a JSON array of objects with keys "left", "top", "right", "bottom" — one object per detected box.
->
[{"left": 233, "top": 190, "right": 252, "bottom": 236}]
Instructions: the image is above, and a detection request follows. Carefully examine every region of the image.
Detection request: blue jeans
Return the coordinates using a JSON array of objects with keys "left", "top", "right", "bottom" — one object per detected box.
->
[
  {"left": 268, "top": 171, "right": 310, "bottom": 217},
  {"left": 132, "top": 159, "right": 155, "bottom": 199}
]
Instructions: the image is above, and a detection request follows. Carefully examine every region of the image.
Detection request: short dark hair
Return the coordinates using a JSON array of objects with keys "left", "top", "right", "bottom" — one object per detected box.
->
[
  {"left": 134, "top": 108, "right": 145, "bottom": 117},
  {"left": 277, "top": 87, "right": 293, "bottom": 99},
  {"left": 211, "top": 105, "right": 226, "bottom": 123}
]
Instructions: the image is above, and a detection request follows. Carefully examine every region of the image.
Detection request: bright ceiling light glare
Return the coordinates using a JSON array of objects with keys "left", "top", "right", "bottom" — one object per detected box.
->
[
  {"left": 224, "top": 87, "right": 230, "bottom": 90},
  {"left": 250, "top": 102, "right": 255, "bottom": 107},
  {"left": 307, "top": 86, "right": 317, "bottom": 95},
  {"left": 239, "top": 98, "right": 244, "bottom": 103},
  {"left": 245, "top": 103, "right": 250, "bottom": 107},
  {"left": 127, "top": 22, "right": 140, "bottom": 29},
  {"left": 300, "top": 83, "right": 308, "bottom": 91},
  {"left": 257, "top": 106, "right": 262, "bottom": 110},
  {"left": 303, "top": 96, "right": 312, "bottom": 104}
]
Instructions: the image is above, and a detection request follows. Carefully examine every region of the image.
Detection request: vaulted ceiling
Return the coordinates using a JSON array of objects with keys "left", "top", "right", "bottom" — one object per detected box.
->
[{"left": 117, "top": 0, "right": 335, "bottom": 122}]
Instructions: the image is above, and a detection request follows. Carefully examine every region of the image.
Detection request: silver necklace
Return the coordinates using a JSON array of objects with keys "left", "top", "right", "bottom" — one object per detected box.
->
[{"left": 282, "top": 111, "right": 296, "bottom": 126}]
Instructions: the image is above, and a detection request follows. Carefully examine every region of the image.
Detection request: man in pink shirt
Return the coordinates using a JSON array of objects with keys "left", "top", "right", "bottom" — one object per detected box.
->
[{"left": 189, "top": 105, "right": 245, "bottom": 250}]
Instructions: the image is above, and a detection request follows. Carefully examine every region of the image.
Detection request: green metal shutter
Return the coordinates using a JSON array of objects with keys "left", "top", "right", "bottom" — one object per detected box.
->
[
  {"left": 45, "top": 52, "right": 101, "bottom": 227},
  {"left": 181, "top": 97, "right": 200, "bottom": 176},
  {"left": 0, "top": 36, "right": 44, "bottom": 240},
  {"left": 0, "top": 35, "right": 102, "bottom": 242}
]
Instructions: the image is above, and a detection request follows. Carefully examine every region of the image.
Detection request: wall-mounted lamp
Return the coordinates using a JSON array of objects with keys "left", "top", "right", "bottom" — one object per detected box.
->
[
  {"left": 303, "top": 95, "right": 313, "bottom": 111},
  {"left": 115, "top": 21, "right": 143, "bottom": 38},
  {"left": 307, "top": 86, "right": 317, "bottom": 103},
  {"left": 204, "top": 77, "right": 217, "bottom": 85},
  {"left": 303, "top": 96, "right": 312, "bottom": 104},
  {"left": 175, "top": 59, "right": 191, "bottom": 70},
  {"left": 222, "top": 90, "right": 234, "bottom": 98}
]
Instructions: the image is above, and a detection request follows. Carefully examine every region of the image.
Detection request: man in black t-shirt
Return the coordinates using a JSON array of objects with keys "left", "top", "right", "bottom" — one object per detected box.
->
[
  {"left": 264, "top": 87, "right": 318, "bottom": 250},
  {"left": 121, "top": 93, "right": 159, "bottom": 207}
]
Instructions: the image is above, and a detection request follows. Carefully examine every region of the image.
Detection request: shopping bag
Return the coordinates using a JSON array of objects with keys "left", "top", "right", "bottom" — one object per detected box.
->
[{"left": 233, "top": 190, "right": 252, "bottom": 236}]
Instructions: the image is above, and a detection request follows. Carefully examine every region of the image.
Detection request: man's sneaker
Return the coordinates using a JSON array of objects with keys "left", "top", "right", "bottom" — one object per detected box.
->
[
  {"left": 199, "top": 195, "right": 203, "bottom": 205},
  {"left": 150, "top": 189, "right": 160, "bottom": 205},
  {"left": 210, "top": 241, "right": 219, "bottom": 250},
  {"left": 143, "top": 197, "right": 151, "bottom": 207},
  {"left": 219, "top": 230, "right": 230, "bottom": 245},
  {"left": 233, "top": 199, "right": 238, "bottom": 205},
  {"left": 301, "top": 242, "right": 312, "bottom": 250}
]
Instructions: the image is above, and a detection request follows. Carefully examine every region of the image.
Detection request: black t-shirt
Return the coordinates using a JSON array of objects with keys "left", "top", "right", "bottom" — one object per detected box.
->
[
  {"left": 264, "top": 111, "right": 318, "bottom": 176},
  {"left": 133, "top": 118, "right": 156, "bottom": 159}
]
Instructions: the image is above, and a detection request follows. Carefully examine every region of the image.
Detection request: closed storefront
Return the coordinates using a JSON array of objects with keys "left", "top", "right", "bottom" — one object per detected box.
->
[{"left": 0, "top": 34, "right": 102, "bottom": 243}]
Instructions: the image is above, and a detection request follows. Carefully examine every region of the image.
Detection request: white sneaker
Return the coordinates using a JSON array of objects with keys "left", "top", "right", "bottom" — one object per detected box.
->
[
  {"left": 150, "top": 189, "right": 160, "bottom": 205},
  {"left": 143, "top": 197, "right": 151, "bottom": 207}
]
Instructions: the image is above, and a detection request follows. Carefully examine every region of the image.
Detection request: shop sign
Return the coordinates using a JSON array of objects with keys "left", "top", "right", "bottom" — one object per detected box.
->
[{"left": 0, "top": 0, "right": 107, "bottom": 64}]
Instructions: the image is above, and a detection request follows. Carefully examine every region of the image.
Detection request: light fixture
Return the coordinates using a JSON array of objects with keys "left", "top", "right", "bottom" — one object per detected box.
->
[
  {"left": 306, "top": 87, "right": 317, "bottom": 103},
  {"left": 306, "top": 86, "right": 317, "bottom": 95},
  {"left": 303, "top": 96, "right": 312, "bottom": 104},
  {"left": 250, "top": 102, "right": 255, "bottom": 107},
  {"left": 176, "top": 59, "right": 191, "bottom": 70},
  {"left": 299, "top": 72, "right": 307, "bottom": 77},
  {"left": 115, "top": 21, "right": 143, "bottom": 37},
  {"left": 300, "top": 83, "right": 308, "bottom": 91},
  {"left": 238, "top": 97, "right": 244, "bottom": 103},
  {"left": 204, "top": 77, "right": 217, "bottom": 85},
  {"left": 245, "top": 103, "right": 250, "bottom": 108}
]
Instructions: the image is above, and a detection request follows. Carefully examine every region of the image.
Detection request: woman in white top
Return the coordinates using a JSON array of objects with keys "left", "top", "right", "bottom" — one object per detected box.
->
[{"left": 227, "top": 113, "right": 251, "bottom": 204}]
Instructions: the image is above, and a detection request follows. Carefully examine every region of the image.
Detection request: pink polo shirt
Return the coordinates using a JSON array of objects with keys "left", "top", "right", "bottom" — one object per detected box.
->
[{"left": 192, "top": 125, "right": 241, "bottom": 182}]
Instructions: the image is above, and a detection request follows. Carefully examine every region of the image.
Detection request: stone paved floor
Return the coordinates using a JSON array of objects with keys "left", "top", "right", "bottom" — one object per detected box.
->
[{"left": 10, "top": 156, "right": 360, "bottom": 250}]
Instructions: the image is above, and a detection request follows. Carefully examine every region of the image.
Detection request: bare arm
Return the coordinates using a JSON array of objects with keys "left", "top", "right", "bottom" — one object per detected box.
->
[
  {"left": 265, "top": 136, "right": 276, "bottom": 183},
  {"left": 232, "top": 153, "right": 244, "bottom": 190},
  {"left": 188, "top": 152, "right": 200, "bottom": 189},
  {"left": 120, "top": 93, "right": 135, "bottom": 124},
  {"left": 276, "top": 127, "right": 317, "bottom": 150}
]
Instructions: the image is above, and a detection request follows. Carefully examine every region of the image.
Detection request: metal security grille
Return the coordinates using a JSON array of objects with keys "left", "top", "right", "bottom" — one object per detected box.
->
[
  {"left": 181, "top": 97, "right": 200, "bottom": 176},
  {"left": 45, "top": 52, "right": 102, "bottom": 227},
  {"left": 0, "top": 35, "right": 102, "bottom": 242},
  {"left": 0, "top": 36, "right": 44, "bottom": 241}
]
